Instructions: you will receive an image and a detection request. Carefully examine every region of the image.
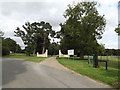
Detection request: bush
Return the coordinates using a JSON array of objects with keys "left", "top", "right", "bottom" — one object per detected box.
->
[{"left": 2, "top": 46, "right": 10, "bottom": 56}]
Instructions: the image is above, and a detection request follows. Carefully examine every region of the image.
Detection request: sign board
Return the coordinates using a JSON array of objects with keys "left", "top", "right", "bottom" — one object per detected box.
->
[{"left": 68, "top": 49, "right": 74, "bottom": 55}]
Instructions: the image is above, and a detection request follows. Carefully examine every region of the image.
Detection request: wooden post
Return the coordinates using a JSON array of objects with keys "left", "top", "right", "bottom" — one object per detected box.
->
[
  {"left": 88, "top": 55, "right": 89, "bottom": 64},
  {"left": 107, "top": 55, "right": 108, "bottom": 60}
]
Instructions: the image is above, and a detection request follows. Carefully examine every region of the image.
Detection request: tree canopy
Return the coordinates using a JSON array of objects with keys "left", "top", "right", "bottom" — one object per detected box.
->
[
  {"left": 1, "top": 31, "right": 21, "bottom": 55},
  {"left": 48, "top": 42, "right": 60, "bottom": 55},
  {"left": 58, "top": 2, "right": 106, "bottom": 59},
  {"left": 14, "top": 21, "right": 55, "bottom": 55}
]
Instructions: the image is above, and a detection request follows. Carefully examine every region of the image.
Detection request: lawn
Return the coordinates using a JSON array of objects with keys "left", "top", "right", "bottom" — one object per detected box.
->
[
  {"left": 57, "top": 56, "right": 120, "bottom": 88},
  {"left": 3, "top": 53, "right": 48, "bottom": 62}
]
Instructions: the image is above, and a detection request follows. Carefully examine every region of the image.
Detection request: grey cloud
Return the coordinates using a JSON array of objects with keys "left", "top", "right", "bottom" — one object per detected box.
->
[
  {"left": 0, "top": 1, "right": 67, "bottom": 26},
  {"left": 0, "top": 0, "right": 119, "bottom": 49},
  {"left": 0, "top": 1, "right": 68, "bottom": 49},
  {"left": 0, "top": 2, "right": 46, "bottom": 16}
]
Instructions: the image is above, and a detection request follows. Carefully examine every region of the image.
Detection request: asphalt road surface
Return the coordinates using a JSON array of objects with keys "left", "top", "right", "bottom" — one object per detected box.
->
[{"left": 2, "top": 57, "right": 111, "bottom": 88}]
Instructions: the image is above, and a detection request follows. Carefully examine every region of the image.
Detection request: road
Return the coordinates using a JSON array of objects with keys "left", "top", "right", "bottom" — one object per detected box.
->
[{"left": 2, "top": 57, "right": 111, "bottom": 88}]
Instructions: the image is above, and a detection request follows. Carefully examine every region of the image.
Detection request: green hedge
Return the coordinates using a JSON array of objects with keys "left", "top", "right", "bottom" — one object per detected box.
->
[{"left": 2, "top": 46, "right": 10, "bottom": 56}]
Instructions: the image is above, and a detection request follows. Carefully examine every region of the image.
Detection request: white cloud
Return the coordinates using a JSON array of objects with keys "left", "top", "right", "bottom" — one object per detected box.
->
[
  {"left": 96, "top": 0, "right": 118, "bottom": 49},
  {"left": 0, "top": 0, "right": 119, "bottom": 49}
]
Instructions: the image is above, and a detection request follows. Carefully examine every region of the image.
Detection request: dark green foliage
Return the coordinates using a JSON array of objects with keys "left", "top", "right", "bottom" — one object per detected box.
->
[
  {"left": 15, "top": 44, "right": 22, "bottom": 53},
  {"left": 2, "top": 38, "right": 10, "bottom": 56},
  {"left": 14, "top": 21, "right": 55, "bottom": 55},
  {"left": 105, "top": 49, "right": 119, "bottom": 56},
  {"left": 115, "top": 27, "right": 120, "bottom": 35},
  {"left": 58, "top": 2, "right": 106, "bottom": 58},
  {"left": 48, "top": 42, "right": 60, "bottom": 55},
  {"left": 2, "top": 46, "right": 10, "bottom": 56},
  {"left": 0, "top": 31, "right": 10, "bottom": 56},
  {"left": 4, "top": 38, "right": 17, "bottom": 53},
  {"left": 3, "top": 38, "right": 21, "bottom": 53},
  {"left": 115, "top": 24, "right": 120, "bottom": 35},
  {"left": 25, "top": 46, "right": 33, "bottom": 56},
  {"left": 0, "top": 30, "right": 3, "bottom": 56},
  {"left": 1, "top": 30, "right": 21, "bottom": 55}
]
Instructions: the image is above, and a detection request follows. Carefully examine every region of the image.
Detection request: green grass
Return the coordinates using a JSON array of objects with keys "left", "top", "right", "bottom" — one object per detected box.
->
[
  {"left": 3, "top": 53, "right": 48, "bottom": 62},
  {"left": 84, "top": 56, "right": 119, "bottom": 69},
  {"left": 57, "top": 56, "right": 120, "bottom": 88}
]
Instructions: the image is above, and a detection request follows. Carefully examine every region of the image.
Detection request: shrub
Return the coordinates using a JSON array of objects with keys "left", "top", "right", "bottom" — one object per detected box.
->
[{"left": 2, "top": 46, "right": 10, "bottom": 56}]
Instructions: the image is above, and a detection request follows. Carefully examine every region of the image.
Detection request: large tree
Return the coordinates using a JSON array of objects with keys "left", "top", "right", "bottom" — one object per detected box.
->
[
  {"left": 0, "top": 30, "right": 3, "bottom": 49},
  {"left": 0, "top": 30, "right": 9, "bottom": 55},
  {"left": 0, "top": 30, "right": 21, "bottom": 55},
  {"left": 2, "top": 38, "right": 10, "bottom": 55},
  {"left": 14, "top": 21, "right": 55, "bottom": 55},
  {"left": 59, "top": 2, "right": 106, "bottom": 59},
  {"left": 2, "top": 38, "right": 21, "bottom": 53},
  {"left": 4, "top": 38, "right": 17, "bottom": 53}
]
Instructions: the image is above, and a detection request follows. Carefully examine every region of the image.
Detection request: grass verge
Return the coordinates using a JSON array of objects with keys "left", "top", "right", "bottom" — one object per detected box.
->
[
  {"left": 3, "top": 53, "right": 48, "bottom": 62},
  {"left": 57, "top": 57, "right": 119, "bottom": 88}
]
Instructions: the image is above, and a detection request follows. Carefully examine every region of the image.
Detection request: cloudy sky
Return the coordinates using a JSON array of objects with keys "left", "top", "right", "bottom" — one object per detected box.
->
[{"left": 0, "top": 0, "right": 119, "bottom": 49}]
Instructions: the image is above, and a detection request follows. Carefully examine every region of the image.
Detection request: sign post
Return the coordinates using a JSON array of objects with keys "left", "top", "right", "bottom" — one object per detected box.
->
[{"left": 68, "top": 49, "right": 74, "bottom": 60}]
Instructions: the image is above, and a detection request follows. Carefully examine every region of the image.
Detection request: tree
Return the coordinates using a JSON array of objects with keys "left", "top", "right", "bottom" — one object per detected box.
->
[
  {"left": 14, "top": 21, "right": 55, "bottom": 55},
  {"left": 0, "top": 30, "right": 3, "bottom": 49},
  {"left": 4, "top": 38, "right": 17, "bottom": 53},
  {"left": 2, "top": 38, "right": 10, "bottom": 56},
  {"left": 16, "top": 44, "right": 22, "bottom": 53},
  {"left": 4, "top": 38, "right": 21, "bottom": 53},
  {"left": 0, "top": 30, "right": 4, "bottom": 37},
  {"left": 105, "top": 49, "right": 119, "bottom": 56},
  {"left": 0, "top": 30, "right": 9, "bottom": 56},
  {"left": 0, "top": 30, "right": 4, "bottom": 49},
  {"left": 0, "top": 30, "right": 21, "bottom": 55},
  {"left": 2, "top": 46, "right": 10, "bottom": 56},
  {"left": 2, "top": 38, "right": 21, "bottom": 54},
  {"left": 59, "top": 2, "right": 106, "bottom": 59},
  {"left": 48, "top": 42, "right": 60, "bottom": 55}
]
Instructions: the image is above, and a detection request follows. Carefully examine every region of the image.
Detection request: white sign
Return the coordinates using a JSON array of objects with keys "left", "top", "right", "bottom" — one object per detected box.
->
[{"left": 68, "top": 49, "right": 74, "bottom": 55}]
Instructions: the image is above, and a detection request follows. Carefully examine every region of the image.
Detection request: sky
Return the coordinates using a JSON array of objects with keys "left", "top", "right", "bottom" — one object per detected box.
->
[{"left": 0, "top": 0, "right": 119, "bottom": 49}]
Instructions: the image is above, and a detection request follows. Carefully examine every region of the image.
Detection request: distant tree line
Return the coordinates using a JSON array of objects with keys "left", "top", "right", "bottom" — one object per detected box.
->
[
  {"left": 0, "top": 31, "right": 22, "bottom": 56},
  {"left": 104, "top": 49, "right": 120, "bottom": 56}
]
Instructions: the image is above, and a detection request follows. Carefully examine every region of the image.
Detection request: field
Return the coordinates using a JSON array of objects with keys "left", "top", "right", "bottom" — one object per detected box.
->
[
  {"left": 3, "top": 53, "right": 47, "bottom": 62},
  {"left": 57, "top": 56, "right": 120, "bottom": 88}
]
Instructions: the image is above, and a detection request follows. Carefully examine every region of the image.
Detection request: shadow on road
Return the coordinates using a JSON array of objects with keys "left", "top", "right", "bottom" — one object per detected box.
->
[{"left": 2, "top": 58, "right": 27, "bottom": 86}]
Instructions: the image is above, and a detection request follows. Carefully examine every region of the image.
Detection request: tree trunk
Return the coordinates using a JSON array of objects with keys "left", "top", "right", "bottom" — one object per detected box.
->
[
  {"left": 93, "top": 54, "right": 99, "bottom": 68},
  {"left": 42, "top": 46, "right": 45, "bottom": 54},
  {"left": 33, "top": 48, "right": 36, "bottom": 55},
  {"left": 79, "top": 45, "right": 85, "bottom": 59},
  {"left": 33, "top": 44, "right": 36, "bottom": 55},
  {"left": 42, "top": 37, "right": 46, "bottom": 54},
  {"left": 80, "top": 54, "right": 84, "bottom": 59}
]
